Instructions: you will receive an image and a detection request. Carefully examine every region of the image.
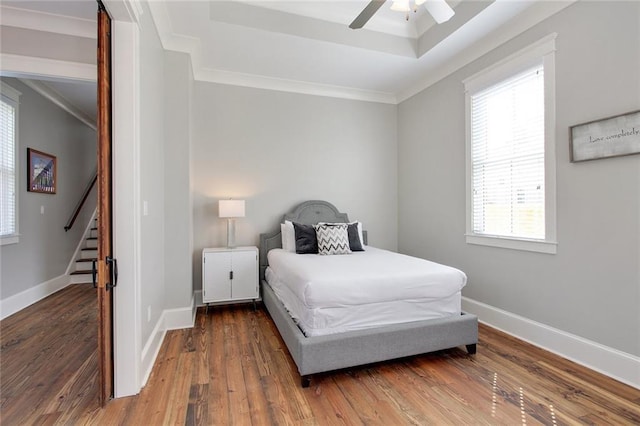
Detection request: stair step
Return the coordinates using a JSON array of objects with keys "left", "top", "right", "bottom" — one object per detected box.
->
[
  {"left": 81, "top": 248, "right": 98, "bottom": 259},
  {"left": 75, "top": 258, "right": 96, "bottom": 271},
  {"left": 70, "top": 270, "right": 91, "bottom": 275}
]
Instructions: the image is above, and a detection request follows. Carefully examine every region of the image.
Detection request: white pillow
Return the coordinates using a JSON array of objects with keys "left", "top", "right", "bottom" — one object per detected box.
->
[{"left": 281, "top": 221, "right": 296, "bottom": 252}]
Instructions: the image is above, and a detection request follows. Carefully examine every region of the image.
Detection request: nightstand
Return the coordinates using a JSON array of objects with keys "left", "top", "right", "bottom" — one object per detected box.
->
[{"left": 202, "top": 246, "right": 259, "bottom": 305}]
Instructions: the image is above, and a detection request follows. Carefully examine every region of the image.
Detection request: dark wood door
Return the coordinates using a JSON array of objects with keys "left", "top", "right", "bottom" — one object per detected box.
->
[{"left": 97, "top": 2, "right": 114, "bottom": 405}]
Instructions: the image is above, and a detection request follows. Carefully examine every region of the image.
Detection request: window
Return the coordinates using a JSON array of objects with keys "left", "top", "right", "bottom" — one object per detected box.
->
[
  {"left": 464, "top": 34, "right": 557, "bottom": 254},
  {"left": 1, "top": 82, "right": 20, "bottom": 245}
]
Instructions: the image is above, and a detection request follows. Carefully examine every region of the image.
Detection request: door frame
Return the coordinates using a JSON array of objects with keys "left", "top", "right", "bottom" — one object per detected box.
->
[
  {"left": 104, "top": 0, "right": 143, "bottom": 397},
  {"left": 1, "top": 0, "right": 145, "bottom": 398}
]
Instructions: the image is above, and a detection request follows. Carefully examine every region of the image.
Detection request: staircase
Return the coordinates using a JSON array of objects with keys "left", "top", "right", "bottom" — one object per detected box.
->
[{"left": 69, "top": 218, "right": 98, "bottom": 284}]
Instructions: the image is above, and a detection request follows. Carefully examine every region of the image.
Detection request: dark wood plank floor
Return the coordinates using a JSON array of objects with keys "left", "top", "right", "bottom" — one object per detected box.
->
[{"left": 2, "top": 291, "right": 639, "bottom": 425}]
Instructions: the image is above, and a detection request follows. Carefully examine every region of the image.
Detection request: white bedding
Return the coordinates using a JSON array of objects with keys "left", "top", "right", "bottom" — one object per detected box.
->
[{"left": 265, "top": 246, "right": 467, "bottom": 337}]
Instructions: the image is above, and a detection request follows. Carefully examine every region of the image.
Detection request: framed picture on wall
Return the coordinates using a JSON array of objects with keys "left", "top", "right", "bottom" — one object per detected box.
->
[
  {"left": 570, "top": 110, "right": 640, "bottom": 162},
  {"left": 27, "top": 148, "right": 57, "bottom": 194}
]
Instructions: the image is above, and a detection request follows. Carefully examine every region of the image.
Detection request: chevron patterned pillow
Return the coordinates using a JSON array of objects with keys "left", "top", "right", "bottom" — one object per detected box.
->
[{"left": 314, "top": 223, "right": 352, "bottom": 255}]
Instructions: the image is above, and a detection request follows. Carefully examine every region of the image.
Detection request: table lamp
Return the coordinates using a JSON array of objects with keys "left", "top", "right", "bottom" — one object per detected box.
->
[{"left": 219, "top": 199, "right": 245, "bottom": 248}]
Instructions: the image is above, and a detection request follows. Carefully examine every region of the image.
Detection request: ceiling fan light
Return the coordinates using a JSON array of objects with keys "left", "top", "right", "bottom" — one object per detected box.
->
[
  {"left": 424, "top": 0, "right": 455, "bottom": 24},
  {"left": 390, "top": 0, "right": 411, "bottom": 13}
]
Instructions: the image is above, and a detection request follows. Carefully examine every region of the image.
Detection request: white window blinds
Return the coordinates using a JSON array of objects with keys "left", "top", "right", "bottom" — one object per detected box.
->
[
  {"left": 470, "top": 64, "right": 545, "bottom": 240},
  {"left": 1, "top": 90, "right": 18, "bottom": 238}
]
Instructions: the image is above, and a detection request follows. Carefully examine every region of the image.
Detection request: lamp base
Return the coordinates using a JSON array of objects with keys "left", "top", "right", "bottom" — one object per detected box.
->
[{"left": 227, "top": 218, "right": 236, "bottom": 248}]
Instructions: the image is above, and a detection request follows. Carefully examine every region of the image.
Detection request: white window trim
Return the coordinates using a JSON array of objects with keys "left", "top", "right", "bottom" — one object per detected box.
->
[
  {"left": 464, "top": 33, "right": 557, "bottom": 254},
  {"left": 1, "top": 81, "right": 21, "bottom": 246}
]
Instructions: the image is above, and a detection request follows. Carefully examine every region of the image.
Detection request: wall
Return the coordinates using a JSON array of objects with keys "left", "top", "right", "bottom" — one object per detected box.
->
[
  {"left": 0, "top": 26, "right": 95, "bottom": 66},
  {"left": 163, "top": 50, "right": 193, "bottom": 311},
  {"left": 398, "top": 1, "right": 639, "bottom": 356},
  {"left": 191, "top": 83, "right": 398, "bottom": 289},
  {"left": 138, "top": 0, "right": 167, "bottom": 344},
  {"left": 0, "top": 77, "right": 96, "bottom": 300}
]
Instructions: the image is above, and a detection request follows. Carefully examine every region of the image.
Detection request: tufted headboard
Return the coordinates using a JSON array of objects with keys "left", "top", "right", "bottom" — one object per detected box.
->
[{"left": 258, "top": 200, "right": 367, "bottom": 281}]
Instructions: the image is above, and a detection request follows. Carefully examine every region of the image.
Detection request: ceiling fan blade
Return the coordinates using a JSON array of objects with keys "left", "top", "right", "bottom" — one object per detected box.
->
[
  {"left": 424, "top": 0, "right": 455, "bottom": 24},
  {"left": 349, "top": 0, "right": 386, "bottom": 30}
]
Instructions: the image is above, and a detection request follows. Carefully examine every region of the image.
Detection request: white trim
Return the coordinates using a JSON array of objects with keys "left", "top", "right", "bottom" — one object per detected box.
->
[
  {"left": 463, "top": 33, "right": 557, "bottom": 93},
  {"left": 464, "top": 34, "right": 557, "bottom": 254},
  {"left": 0, "top": 274, "right": 70, "bottom": 320},
  {"left": 145, "top": 0, "right": 573, "bottom": 104},
  {"left": 465, "top": 234, "right": 557, "bottom": 254},
  {"left": 18, "top": 79, "right": 96, "bottom": 130},
  {"left": 147, "top": 1, "right": 396, "bottom": 104},
  {"left": 0, "top": 54, "right": 96, "bottom": 82},
  {"left": 65, "top": 209, "right": 97, "bottom": 275},
  {"left": 111, "top": 18, "right": 142, "bottom": 398},
  {"left": 0, "top": 235, "right": 19, "bottom": 245},
  {"left": 163, "top": 305, "right": 195, "bottom": 331},
  {"left": 0, "top": 81, "right": 21, "bottom": 244},
  {"left": 139, "top": 301, "right": 195, "bottom": 388},
  {"left": 398, "top": 2, "right": 574, "bottom": 102},
  {"left": 462, "top": 297, "right": 640, "bottom": 390},
  {"left": 0, "top": 5, "right": 96, "bottom": 39},
  {"left": 0, "top": 81, "right": 22, "bottom": 101},
  {"left": 196, "top": 68, "right": 397, "bottom": 105},
  {"left": 140, "top": 314, "right": 166, "bottom": 388}
]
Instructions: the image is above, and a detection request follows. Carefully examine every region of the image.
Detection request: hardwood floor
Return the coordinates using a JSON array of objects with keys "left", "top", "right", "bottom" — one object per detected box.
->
[
  {"left": 0, "top": 284, "right": 99, "bottom": 424},
  {"left": 2, "top": 297, "right": 639, "bottom": 425}
]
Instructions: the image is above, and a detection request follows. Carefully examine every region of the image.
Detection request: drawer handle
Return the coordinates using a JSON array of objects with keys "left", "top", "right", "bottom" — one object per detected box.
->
[{"left": 230, "top": 270, "right": 234, "bottom": 280}]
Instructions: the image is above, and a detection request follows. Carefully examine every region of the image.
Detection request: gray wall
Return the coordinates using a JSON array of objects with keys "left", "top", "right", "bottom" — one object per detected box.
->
[
  {"left": 0, "top": 77, "right": 96, "bottom": 299},
  {"left": 398, "top": 1, "right": 640, "bottom": 356},
  {"left": 0, "top": 26, "right": 95, "bottom": 65},
  {"left": 191, "top": 83, "right": 398, "bottom": 289},
  {"left": 138, "top": 1, "right": 167, "bottom": 343},
  {"left": 163, "top": 50, "right": 193, "bottom": 310}
]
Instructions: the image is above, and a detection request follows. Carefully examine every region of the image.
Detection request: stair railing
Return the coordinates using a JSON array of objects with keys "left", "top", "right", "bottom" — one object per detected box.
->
[{"left": 64, "top": 172, "right": 97, "bottom": 232}]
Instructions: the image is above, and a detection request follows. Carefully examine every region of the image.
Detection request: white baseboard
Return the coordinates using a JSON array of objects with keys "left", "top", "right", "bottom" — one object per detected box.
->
[
  {"left": 0, "top": 274, "right": 70, "bottom": 320},
  {"left": 462, "top": 297, "right": 640, "bottom": 390},
  {"left": 139, "top": 298, "right": 196, "bottom": 388},
  {"left": 164, "top": 304, "right": 195, "bottom": 330},
  {"left": 140, "top": 315, "right": 166, "bottom": 388}
]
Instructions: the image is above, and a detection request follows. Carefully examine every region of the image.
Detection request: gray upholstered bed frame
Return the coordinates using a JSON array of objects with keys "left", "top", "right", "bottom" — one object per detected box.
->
[{"left": 259, "top": 200, "right": 478, "bottom": 387}]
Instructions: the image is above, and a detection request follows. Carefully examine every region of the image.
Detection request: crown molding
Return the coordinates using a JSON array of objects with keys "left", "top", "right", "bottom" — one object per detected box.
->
[
  {"left": 18, "top": 79, "right": 96, "bottom": 130},
  {"left": 148, "top": 0, "right": 576, "bottom": 105},
  {"left": 0, "top": 53, "right": 96, "bottom": 82},
  {"left": 0, "top": 5, "right": 96, "bottom": 39},
  {"left": 148, "top": 1, "right": 396, "bottom": 105},
  {"left": 397, "top": 0, "right": 576, "bottom": 103},
  {"left": 196, "top": 68, "right": 397, "bottom": 104}
]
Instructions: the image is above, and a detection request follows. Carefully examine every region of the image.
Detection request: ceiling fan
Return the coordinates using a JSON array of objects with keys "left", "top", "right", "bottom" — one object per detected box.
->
[{"left": 349, "top": 0, "right": 455, "bottom": 29}]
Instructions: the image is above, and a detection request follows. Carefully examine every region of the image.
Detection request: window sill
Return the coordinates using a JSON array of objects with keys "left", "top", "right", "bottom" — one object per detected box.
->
[
  {"left": 465, "top": 234, "right": 557, "bottom": 254},
  {"left": 1, "top": 235, "right": 20, "bottom": 246}
]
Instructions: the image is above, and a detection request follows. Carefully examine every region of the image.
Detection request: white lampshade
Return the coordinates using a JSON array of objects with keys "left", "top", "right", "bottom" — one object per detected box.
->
[
  {"left": 219, "top": 199, "right": 245, "bottom": 218},
  {"left": 423, "top": 0, "right": 455, "bottom": 24}
]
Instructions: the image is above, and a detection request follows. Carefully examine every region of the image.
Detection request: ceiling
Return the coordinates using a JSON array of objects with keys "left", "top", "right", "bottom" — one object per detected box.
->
[{"left": 1, "top": 0, "right": 574, "bottom": 116}]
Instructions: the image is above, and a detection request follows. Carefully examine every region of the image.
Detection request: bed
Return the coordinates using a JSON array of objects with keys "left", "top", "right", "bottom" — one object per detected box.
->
[{"left": 259, "top": 200, "right": 478, "bottom": 387}]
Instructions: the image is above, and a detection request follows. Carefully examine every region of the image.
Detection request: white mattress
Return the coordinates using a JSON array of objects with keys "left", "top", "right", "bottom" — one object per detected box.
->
[{"left": 265, "top": 247, "right": 467, "bottom": 337}]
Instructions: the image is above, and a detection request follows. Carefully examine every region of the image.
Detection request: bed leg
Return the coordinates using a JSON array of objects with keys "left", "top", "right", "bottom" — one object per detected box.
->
[
  {"left": 466, "top": 344, "right": 477, "bottom": 355},
  {"left": 301, "top": 376, "right": 311, "bottom": 388}
]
